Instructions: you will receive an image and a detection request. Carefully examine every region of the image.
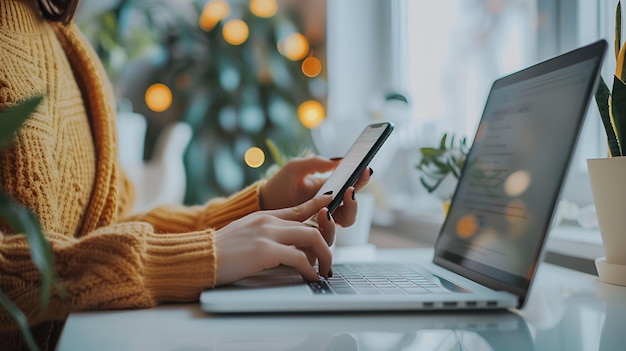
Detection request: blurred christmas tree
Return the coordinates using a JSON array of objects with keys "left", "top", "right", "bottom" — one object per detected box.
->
[{"left": 80, "top": 0, "right": 327, "bottom": 203}]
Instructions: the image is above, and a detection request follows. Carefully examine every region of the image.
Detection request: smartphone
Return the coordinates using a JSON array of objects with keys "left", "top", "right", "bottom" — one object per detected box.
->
[{"left": 309, "top": 122, "right": 394, "bottom": 225}]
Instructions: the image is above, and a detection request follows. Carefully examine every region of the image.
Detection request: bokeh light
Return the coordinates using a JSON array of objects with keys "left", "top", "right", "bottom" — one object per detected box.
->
[
  {"left": 504, "top": 170, "right": 531, "bottom": 197},
  {"left": 200, "top": 0, "right": 230, "bottom": 31},
  {"left": 298, "top": 100, "right": 325, "bottom": 128},
  {"left": 219, "top": 65, "right": 241, "bottom": 91},
  {"left": 456, "top": 215, "right": 480, "bottom": 239},
  {"left": 268, "top": 97, "right": 292, "bottom": 126},
  {"left": 282, "top": 33, "right": 309, "bottom": 61},
  {"left": 145, "top": 83, "right": 172, "bottom": 112},
  {"left": 244, "top": 147, "right": 266, "bottom": 168},
  {"left": 239, "top": 105, "right": 265, "bottom": 133},
  {"left": 301, "top": 56, "right": 322, "bottom": 77},
  {"left": 250, "top": 0, "right": 277, "bottom": 18},
  {"left": 223, "top": 19, "right": 249, "bottom": 45},
  {"left": 218, "top": 106, "right": 237, "bottom": 132},
  {"left": 215, "top": 148, "right": 244, "bottom": 192}
]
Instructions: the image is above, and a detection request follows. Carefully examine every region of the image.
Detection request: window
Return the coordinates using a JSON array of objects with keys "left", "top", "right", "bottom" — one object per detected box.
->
[
  {"left": 326, "top": 0, "right": 612, "bottom": 260},
  {"left": 407, "top": 0, "right": 537, "bottom": 139},
  {"left": 405, "top": 0, "right": 619, "bottom": 210}
]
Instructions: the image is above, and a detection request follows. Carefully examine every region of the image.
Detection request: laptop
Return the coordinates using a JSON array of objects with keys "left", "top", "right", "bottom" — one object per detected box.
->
[{"left": 200, "top": 39, "right": 607, "bottom": 313}]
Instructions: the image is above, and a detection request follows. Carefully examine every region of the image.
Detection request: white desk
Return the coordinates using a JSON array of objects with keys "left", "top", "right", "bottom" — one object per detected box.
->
[{"left": 57, "top": 248, "right": 626, "bottom": 351}]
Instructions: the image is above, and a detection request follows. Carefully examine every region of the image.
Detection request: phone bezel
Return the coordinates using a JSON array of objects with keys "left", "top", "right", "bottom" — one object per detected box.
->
[{"left": 326, "top": 122, "right": 394, "bottom": 214}]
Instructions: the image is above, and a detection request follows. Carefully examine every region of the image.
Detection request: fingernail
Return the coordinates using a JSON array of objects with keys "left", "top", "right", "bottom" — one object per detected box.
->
[
  {"left": 330, "top": 157, "right": 343, "bottom": 161},
  {"left": 369, "top": 168, "right": 374, "bottom": 176},
  {"left": 323, "top": 190, "right": 333, "bottom": 195},
  {"left": 352, "top": 188, "right": 356, "bottom": 200}
]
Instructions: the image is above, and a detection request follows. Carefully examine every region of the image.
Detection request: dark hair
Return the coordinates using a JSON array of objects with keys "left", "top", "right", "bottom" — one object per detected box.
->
[{"left": 38, "top": 0, "right": 80, "bottom": 25}]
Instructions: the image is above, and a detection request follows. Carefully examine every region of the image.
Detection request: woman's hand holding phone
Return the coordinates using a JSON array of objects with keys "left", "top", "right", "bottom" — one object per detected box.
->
[
  {"left": 310, "top": 122, "right": 393, "bottom": 215},
  {"left": 302, "top": 122, "right": 393, "bottom": 233},
  {"left": 247, "top": 123, "right": 391, "bottom": 281}
]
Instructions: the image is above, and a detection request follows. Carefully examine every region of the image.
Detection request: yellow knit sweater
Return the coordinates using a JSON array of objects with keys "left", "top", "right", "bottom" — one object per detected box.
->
[{"left": 0, "top": 1, "right": 262, "bottom": 349}]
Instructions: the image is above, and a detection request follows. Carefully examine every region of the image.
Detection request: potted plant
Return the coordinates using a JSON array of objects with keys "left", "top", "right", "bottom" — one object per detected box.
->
[
  {"left": 0, "top": 95, "right": 55, "bottom": 350},
  {"left": 416, "top": 133, "right": 469, "bottom": 214},
  {"left": 588, "top": 1, "right": 626, "bottom": 286}
]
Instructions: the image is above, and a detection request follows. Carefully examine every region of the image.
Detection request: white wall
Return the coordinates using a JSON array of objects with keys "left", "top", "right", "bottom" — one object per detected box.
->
[{"left": 315, "top": 0, "right": 406, "bottom": 157}]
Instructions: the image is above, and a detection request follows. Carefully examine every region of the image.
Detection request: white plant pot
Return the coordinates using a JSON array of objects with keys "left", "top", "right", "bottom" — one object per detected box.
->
[{"left": 587, "top": 157, "right": 626, "bottom": 286}]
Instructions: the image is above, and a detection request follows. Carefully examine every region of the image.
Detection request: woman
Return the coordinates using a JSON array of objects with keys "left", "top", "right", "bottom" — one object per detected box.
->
[{"left": 0, "top": 1, "right": 371, "bottom": 349}]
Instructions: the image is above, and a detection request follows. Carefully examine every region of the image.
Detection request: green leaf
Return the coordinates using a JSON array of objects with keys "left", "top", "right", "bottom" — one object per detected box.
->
[
  {"left": 0, "top": 95, "right": 44, "bottom": 149},
  {"left": 0, "top": 290, "right": 40, "bottom": 351},
  {"left": 265, "top": 139, "right": 286, "bottom": 166},
  {"left": 0, "top": 193, "right": 53, "bottom": 308},
  {"left": 432, "top": 158, "right": 449, "bottom": 170},
  {"left": 428, "top": 167, "right": 447, "bottom": 177},
  {"left": 418, "top": 148, "right": 441, "bottom": 159},
  {"left": 385, "top": 92, "right": 408, "bottom": 103},
  {"left": 460, "top": 137, "right": 468, "bottom": 153},
  {"left": 611, "top": 76, "right": 626, "bottom": 156},
  {"left": 420, "top": 177, "right": 440, "bottom": 193},
  {"left": 439, "top": 133, "right": 448, "bottom": 150},
  {"left": 595, "top": 77, "right": 620, "bottom": 156},
  {"left": 416, "top": 132, "right": 470, "bottom": 193}
]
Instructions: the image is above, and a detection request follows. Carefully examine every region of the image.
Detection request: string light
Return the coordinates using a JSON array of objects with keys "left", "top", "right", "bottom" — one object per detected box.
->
[
  {"left": 250, "top": 0, "right": 277, "bottom": 18},
  {"left": 282, "top": 33, "right": 309, "bottom": 61},
  {"left": 199, "top": 0, "right": 230, "bottom": 31},
  {"left": 301, "top": 56, "right": 322, "bottom": 77},
  {"left": 145, "top": 83, "right": 172, "bottom": 112},
  {"left": 298, "top": 100, "right": 325, "bottom": 128},
  {"left": 223, "top": 19, "right": 249, "bottom": 45},
  {"left": 244, "top": 147, "right": 265, "bottom": 168}
]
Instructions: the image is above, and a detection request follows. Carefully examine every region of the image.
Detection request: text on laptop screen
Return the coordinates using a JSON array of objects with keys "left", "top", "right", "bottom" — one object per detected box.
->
[{"left": 434, "top": 57, "right": 600, "bottom": 289}]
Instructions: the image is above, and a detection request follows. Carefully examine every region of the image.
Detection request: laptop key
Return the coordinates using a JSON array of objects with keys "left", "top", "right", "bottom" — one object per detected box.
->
[{"left": 308, "top": 279, "right": 333, "bottom": 294}]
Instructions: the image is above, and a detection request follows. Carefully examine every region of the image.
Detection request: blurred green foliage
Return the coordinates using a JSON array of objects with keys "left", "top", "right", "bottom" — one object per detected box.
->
[
  {"left": 80, "top": 0, "right": 325, "bottom": 203},
  {"left": 416, "top": 133, "right": 469, "bottom": 194}
]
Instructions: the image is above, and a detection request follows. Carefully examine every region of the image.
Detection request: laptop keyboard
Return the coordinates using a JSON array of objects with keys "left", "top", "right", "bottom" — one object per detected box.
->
[{"left": 308, "top": 263, "right": 452, "bottom": 295}]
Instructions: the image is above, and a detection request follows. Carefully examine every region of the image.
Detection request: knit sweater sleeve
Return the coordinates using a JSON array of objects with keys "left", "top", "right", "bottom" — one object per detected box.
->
[
  {"left": 1, "top": 181, "right": 263, "bottom": 329},
  {"left": 120, "top": 181, "right": 265, "bottom": 233},
  {"left": 0, "top": 221, "right": 215, "bottom": 329}
]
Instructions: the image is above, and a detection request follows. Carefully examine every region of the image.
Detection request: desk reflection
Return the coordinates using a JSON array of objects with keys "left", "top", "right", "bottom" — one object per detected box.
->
[
  {"left": 597, "top": 283, "right": 626, "bottom": 351},
  {"left": 59, "top": 305, "right": 533, "bottom": 351},
  {"left": 519, "top": 264, "right": 626, "bottom": 351},
  {"left": 200, "top": 312, "right": 533, "bottom": 351}
]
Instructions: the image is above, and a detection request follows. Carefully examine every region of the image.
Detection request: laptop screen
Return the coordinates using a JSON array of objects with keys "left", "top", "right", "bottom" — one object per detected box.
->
[{"left": 433, "top": 40, "right": 606, "bottom": 303}]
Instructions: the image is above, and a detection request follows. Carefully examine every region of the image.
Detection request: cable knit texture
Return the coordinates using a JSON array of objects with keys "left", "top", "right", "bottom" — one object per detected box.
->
[{"left": 0, "top": 1, "right": 263, "bottom": 349}]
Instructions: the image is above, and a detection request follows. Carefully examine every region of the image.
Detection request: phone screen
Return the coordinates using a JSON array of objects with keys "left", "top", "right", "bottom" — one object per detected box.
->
[{"left": 316, "top": 122, "right": 394, "bottom": 214}]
